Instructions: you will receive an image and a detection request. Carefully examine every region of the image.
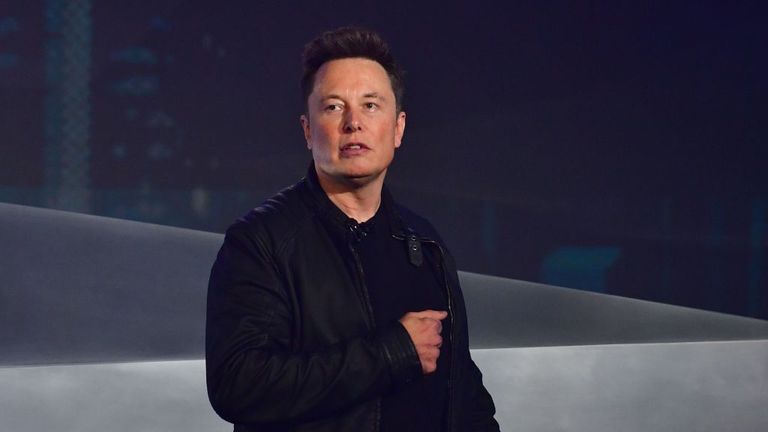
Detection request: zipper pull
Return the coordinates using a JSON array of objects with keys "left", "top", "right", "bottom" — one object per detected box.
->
[{"left": 407, "top": 234, "right": 423, "bottom": 267}]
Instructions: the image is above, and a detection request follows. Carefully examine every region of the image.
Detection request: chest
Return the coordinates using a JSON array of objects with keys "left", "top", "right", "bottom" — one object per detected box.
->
[
  {"left": 354, "top": 228, "right": 447, "bottom": 326},
  {"left": 279, "top": 224, "right": 446, "bottom": 351}
]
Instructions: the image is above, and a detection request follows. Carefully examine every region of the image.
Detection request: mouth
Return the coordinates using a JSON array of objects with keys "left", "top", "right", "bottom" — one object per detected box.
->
[
  {"left": 341, "top": 142, "right": 369, "bottom": 151},
  {"left": 340, "top": 142, "right": 370, "bottom": 157}
]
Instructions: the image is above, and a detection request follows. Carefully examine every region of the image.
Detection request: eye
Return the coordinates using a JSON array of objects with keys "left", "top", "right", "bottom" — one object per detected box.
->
[
  {"left": 363, "top": 102, "right": 378, "bottom": 111},
  {"left": 324, "top": 103, "right": 342, "bottom": 112}
]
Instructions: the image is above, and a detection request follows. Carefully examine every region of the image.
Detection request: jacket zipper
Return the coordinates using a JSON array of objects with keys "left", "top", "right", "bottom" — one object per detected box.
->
[
  {"left": 348, "top": 242, "right": 376, "bottom": 331},
  {"left": 420, "top": 238, "right": 455, "bottom": 432},
  {"left": 347, "top": 241, "right": 381, "bottom": 432},
  {"left": 393, "top": 233, "right": 456, "bottom": 431}
]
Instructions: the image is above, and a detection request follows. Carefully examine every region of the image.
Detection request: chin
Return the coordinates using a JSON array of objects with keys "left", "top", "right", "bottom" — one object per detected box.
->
[
  {"left": 342, "top": 169, "right": 384, "bottom": 184},
  {"left": 339, "top": 164, "right": 379, "bottom": 179}
]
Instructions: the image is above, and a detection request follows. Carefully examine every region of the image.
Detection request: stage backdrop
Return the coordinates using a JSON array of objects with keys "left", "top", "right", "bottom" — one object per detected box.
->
[{"left": 1, "top": 1, "right": 766, "bottom": 319}]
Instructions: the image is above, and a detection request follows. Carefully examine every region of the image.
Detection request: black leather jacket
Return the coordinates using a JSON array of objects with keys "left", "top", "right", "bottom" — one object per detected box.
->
[{"left": 206, "top": 167, "right": 499, "bottom": 432}]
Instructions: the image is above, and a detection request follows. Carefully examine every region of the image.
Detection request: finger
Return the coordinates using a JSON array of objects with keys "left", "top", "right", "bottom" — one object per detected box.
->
[
  {"left": 426, "top": 346, "right": 440, "bottom": 359},
  {"left": 423, "top": 333, "right": 441, "bottom": 347},
  {"left": 434, "top": 319, "right": 442, "bottom": 333},
  {"left": 410, "top": 310, "right": 448, "bottom": 320}
]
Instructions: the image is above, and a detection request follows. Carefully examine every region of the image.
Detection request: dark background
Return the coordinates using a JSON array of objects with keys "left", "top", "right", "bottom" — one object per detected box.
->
[{"left": 2, "top": 1, "right": 766, "bottom": 319}]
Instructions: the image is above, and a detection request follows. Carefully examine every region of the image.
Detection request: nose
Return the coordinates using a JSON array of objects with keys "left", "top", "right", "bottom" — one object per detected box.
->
[{"left": 342, "top": 108, "right": 362, "bottom": 133}]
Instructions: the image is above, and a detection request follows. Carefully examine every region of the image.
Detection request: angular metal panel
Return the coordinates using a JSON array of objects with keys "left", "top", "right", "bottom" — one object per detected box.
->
[
  {"left": 2, "top": 202, "right": 768, "bottom": 367},
  {"left": 1, "top": 341, "right": 766, "bottom": 432},
  {"left": 1, "top": 203, "right": 220, "bottom": 365},
  {"left": 460, "top": 272, "right": 768, "bottom": 348},
  {"left": 474, "top": 341, "right": 768, "bottom": 432}
]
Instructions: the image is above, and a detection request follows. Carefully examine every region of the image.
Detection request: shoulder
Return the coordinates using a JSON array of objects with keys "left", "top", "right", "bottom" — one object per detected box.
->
[
  {"left": 225, "top": 179, "right": 315, "bottom": 256},
  {"left": 391, "top": 200, "right": 461, "bottom": 279},
  {"left": 392, "top": 202, "right": 445, "bottom": 244}
]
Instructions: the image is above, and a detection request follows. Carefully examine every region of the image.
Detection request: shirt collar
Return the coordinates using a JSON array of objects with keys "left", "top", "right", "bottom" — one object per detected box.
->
[{"left": 303, "top": 161, "right": 409, "bottom": 238}]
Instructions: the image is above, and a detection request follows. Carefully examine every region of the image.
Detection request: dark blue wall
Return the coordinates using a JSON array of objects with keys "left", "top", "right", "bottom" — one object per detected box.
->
[{"left": 2, "top": 1, "right": 766, "bottom": 319}]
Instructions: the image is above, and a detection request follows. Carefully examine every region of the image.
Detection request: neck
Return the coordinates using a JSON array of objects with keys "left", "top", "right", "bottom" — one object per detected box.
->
[{"left": 316, "top": 170, "right": 385, "bottom": 223}]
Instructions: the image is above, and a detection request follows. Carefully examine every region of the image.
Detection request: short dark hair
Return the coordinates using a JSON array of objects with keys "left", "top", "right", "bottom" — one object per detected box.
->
[{"left": 301, "top": 27, "right": 404, "bottom": 112}]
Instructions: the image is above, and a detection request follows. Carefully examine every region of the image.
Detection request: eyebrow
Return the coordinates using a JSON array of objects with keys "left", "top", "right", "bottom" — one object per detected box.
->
[
  {"left": 320, "top": 92, "right": 387, "bottom": 102},
  {"left": 362, "top": 92, "right": 386, "bottom": 100}
]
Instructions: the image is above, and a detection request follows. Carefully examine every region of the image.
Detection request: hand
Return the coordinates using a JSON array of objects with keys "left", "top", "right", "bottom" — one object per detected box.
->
[{"left": 399, "top": 310, "right": 448, "bottom": 374}]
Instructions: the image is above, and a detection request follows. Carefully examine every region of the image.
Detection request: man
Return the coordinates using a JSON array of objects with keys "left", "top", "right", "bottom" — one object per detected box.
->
[{"left": 206, "top": 27, "right": 499, "bottom": 431}]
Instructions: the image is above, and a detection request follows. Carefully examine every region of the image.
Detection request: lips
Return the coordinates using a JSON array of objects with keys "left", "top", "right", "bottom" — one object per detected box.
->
[
  {"left": 340, "top": 142, "right": 370, "bottom": 157},
  {"left": 341, "top": 142, "right": 369, "bottom": 150}
]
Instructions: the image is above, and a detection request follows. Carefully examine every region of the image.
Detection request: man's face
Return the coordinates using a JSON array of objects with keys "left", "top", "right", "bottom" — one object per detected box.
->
[{"left": 301, "top": 57, "right": 406, "bottom": 189}]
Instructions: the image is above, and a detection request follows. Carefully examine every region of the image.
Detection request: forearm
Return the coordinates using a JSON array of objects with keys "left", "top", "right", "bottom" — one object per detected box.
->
[{"left": 206, "top": 319, "right": 420, "bottom": 424}]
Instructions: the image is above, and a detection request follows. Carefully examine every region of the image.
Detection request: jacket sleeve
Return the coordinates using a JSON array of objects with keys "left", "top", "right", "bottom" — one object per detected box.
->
[
  {"left": 205, "top": 224, "right": 422, "bottom": 425},
  {"left": 466, "top": 356, "right": 501, "bottom": 431},
  {"left": 430, "top": 229, "right": 500, "bottom": 431}
]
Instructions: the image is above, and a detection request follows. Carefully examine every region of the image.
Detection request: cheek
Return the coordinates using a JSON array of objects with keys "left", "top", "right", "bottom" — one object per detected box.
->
[
  {"left": 310, "top": 126, "right": 339, "bottom": 157},
  {"left": 313, "top": 122, "right": 338, "bottom": 142}
]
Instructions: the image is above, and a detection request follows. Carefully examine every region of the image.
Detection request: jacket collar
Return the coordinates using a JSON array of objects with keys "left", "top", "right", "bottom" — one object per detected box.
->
[{"left": 302, "top": 162, "right": 410, "bottom": 238}]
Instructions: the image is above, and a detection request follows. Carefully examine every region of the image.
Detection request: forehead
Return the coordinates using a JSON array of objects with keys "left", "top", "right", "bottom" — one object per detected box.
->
[{"left": 311, "top": 57, "right": 393, "bottom": 98}]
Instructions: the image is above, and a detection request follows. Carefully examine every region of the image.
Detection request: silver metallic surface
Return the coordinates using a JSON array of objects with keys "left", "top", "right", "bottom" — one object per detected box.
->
[
  {"left": 2, "top": 202, "right": 767, "bottom": 430},
  {"left": 2, "top": 341, "right": 766, "bottom": 431},
  {"left": 460, "top": 272, "right": 768, "bottom": 348},
  {"left": 0, "top": 360, "right": 228, "bottom": 432},
  {"left": 473, "top": 341, "right": 768, "bottom": 432},
  {"left": 3, "top": 202, "right": 767, "bottom": 366}
]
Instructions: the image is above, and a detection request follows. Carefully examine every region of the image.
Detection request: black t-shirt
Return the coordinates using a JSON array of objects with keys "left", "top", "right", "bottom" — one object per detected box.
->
[{"left": 351, "top": 205, "right": 451, "bottom": 432}]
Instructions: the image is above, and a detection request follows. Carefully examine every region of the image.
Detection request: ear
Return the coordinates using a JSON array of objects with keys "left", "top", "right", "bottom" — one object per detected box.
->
[
  {"left": 394, "top": 111, "right": 406, "bottom": 148},
  {"left": 300, "top": 114, "right": 312, "bottom": 149}
]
